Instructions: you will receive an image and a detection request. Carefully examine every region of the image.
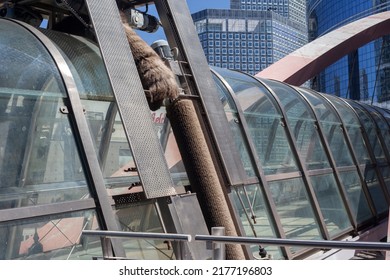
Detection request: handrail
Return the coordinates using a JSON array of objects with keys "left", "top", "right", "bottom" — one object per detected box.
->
[
  {"left": 194, "top": 234, "right": 390, "bottom": 251},
  {"left": 82, "top": 229, "right": 390, "bottom": 260},
  {"left": 82, "top": 230, "right": 192, "bottom": 242}
]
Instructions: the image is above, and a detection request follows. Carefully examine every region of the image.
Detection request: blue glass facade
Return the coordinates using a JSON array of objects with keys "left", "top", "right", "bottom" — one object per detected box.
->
[
  {"left": 231, "top": 0, "right": 307, "bottom": 27},
  {"left": 308, "top": 0, "right": 390, "bottom": 106},
  {"left": 192, "top": 8, "right": 307, "bottom": 75}
]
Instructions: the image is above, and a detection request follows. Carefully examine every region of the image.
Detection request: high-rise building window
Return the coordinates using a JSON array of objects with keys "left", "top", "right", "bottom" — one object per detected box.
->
[{"left": 192, "top": 2, "right": 307, "bottom": 74}]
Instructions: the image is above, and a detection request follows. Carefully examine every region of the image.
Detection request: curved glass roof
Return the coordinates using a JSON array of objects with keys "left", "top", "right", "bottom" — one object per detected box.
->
[
  {"left": 211, "top": 67, "right": 390, "bottom": 258},
  {"left": 0, "top": 18, "right": 388, "bottom": 260}
]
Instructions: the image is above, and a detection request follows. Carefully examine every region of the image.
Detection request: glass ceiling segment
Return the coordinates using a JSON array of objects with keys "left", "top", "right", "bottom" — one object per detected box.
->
[
  {"left": 211, "top": 70, "right": 284, "bottom": 258},
  {"left": 212, "top": 68, "right": 300, "bottom": 176},
  {"left": 324, "top": 94, "right": 371, "bottom": 166},
  {"left": 260, "top": 80, "right": 354, "bottom": 236},
  {"left": 296, "top": 88, "right": 354, "bottom": 167},
  {"left": 43, "top": 30, "right": 142, "bottom": 192},
  {"left": 213, "top": 70, "right": 327, "bottom": 254},
  {"left": 295, "top": 88, "right": 373, "bottom": 224},
  {"left": 361, "top": 104, "right": 390, "bottom": 157},
  {"left": 211, "top": 67, "right": 280, "bottom": 117},
  {"left": 0, "top": 19, "right": 90, "bottom": 210},
  {"left": 262, "top": 79, "right": 330, "bottom": 171},
  {"left": 374, "top": 106, "right": 390, "bottom": 159},
  {"left": 346, "top": 101, "right": 386, "bottom": 164},
  {"left": 0, "top": 20, "right": 66, "bottom": 97},
  {"left": 211, "top": 71, "right": 257, "bottom": 178}
]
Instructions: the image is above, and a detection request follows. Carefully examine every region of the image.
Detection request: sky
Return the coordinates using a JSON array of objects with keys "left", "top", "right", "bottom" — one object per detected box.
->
[{"left": 139, "top": 0, "right": 230, "bottom": 44}]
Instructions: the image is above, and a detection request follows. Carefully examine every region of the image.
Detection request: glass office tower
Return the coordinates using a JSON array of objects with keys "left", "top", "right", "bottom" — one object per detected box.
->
[
  {"left": 192, "top": 0, "right": 307, "bottom": 75},
  {"left": 230, "top": 0, "right": 307, "bottom": 27},
  {"left": 308, "top": 0, "right": 390, "bottom": 106}
]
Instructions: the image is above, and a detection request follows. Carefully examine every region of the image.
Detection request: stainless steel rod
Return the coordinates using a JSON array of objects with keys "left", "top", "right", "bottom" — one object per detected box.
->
[
  {"left": 82, "top": 230, "right": 191, "bottom": 242},
  {"left": 195, "top": 235, "right": 390, "bottom": 251}
]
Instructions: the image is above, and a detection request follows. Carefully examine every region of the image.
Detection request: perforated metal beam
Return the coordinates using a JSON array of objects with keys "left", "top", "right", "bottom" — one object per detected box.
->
[
  {"left": 155, "top": 0, "right": 248, "bottom": 187},
  {"left": 85, "top": 0, "right": 176, "bottom": 199}
]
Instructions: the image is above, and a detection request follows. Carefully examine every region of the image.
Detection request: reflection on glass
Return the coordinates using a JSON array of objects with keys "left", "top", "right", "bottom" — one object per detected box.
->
[
  {"left": 368, "top": 109, "right": 390, "bottom": 154},
  {"left": 115, "top": 202, "right": 174, "bottom": 260},
  {"left": 225, "top": 112, "right": 256, "bottom": 177},
  {"left": 0, "top": 20, "right": 89, "bottom": 210},
  {"left": 338, "top": 170, "right": 373, "bottom": 223},
  {"left": 320, "top": 121, "right": 353, "bottom": 167},
  {"left": 212, "top": 74, "right": 256, "bottom": 177},
  {"left": 212, "top": 68, "right": 299, "bottom": 175},
  {"left": 231, "top": 185, "right": 283, "bottom": 259},
  {"left": 290, "top": 118, "right": 330, "bottom": 170},
  {"left": 43, "top": 30, "right": 140, "bottom": 192},
  {"left": 0, "top": 210, "right": 101, "bottom": 260},
  {"left": 298, "top": 89, "right": 353, "bottom": 167},
  {"left": 45, "top": 31, "right": 188, "bottom": 191},
  {"left": 364, "top": 168, "right": 388, "bottom": 214},
  {"left": 375, "top": 107, "right": 390, "bottom": 153},
  {"left": 265, "top": 80, "right": 331, "bottom": 170},
  {"left": 379, "top": 166, "right": 390, "bottom": 201},
  {"left": 325, "top": 95, "right": 370, "bottom": 165},
  {"left": 310, "top": 174, "right": 352, "bottom": 237},
  {"left": 81, "top": 100, "right": 138, "bottom": 179},
  {"left": 348, "top": 102, "right": 386, "bottom": 163},
  {"left": 268, "top": 178, "right": 323, "bottom": 254},
  {"left": 245, "top": 112, "right": 298, "bottom": 175}
]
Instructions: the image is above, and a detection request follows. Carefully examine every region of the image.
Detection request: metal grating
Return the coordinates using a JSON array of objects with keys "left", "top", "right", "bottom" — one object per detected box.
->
[
  {"left": 85, "top": 0, "right": 176, "bottom": 198},
  {"left": 113, "top": 193, "right": 146, "bottom": 205}
]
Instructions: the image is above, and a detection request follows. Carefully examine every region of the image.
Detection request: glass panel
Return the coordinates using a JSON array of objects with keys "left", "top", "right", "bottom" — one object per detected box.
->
[
  {"left": 263, "top": 81, "right": 330, "bottom": 171},
  {"left": 338, "top": 170, "right": 373, "bottom": 223},
  {"left": 321, "top": 121, "right": 354, "bottom": 167},
  {"left": 298, "top": 89, "right": 354, "bottom": 167},
  {"left": 212, "top": 72, "right": 237, "bottom": 111},
  {"left": 212, "top": 68, "right": 279, "bottom": 116},
  {"left": 0, "top": 20, "right": 65, "bottom": 97},
  {"left": 44, "top": 31, "right": 189, "bottom": 191},
  {"left": 375, "top": 107, "right": 390, "bottom": 142},
  {"left": 225, "top": 111, "right": 256, "bottom": 177},
  {"left": 212, "top": 74, "right": 256, "bottom": 177},
  {"left": 360, "top": 104, "right": 390, "bottom": 160},
  {"left": 368, "top": 108, "right": 390, "bottom": 157},
  {"left": 290, "top": 118, "right": 330, "bottom": 170},
  {"left": 326, "top": 95, "right": 370, "bottom": 165},
  {"left": 115, "top": 202, "right": 174, "bottom": 260},
  {"left": 310, "top": 174, "right": 352, "bottom": 237},
  {"left": 231, "top": 185, "right": 283, "bottom": 259},
  {"left": 245, "top": 112, "right": 298, "bottom": 175},
  {"left": 364, "top": 168, "right": 388, "bottom": 214},
  {"left": 348, "top": 102, "right": 386, "bottom": 163},
  {"left": 0, "top": 210, "right": 101, "bottom": 260},
  {"left": 268, "top": 178, "right": 323, "bottom": 254},
  {"left": 43, "top": 31, "right": 140, "bottom": 190},
  {"left": 346, "top": 125, "right": 371, "bottom": 165},
  {"left": 380, "top": 166, "right": 390, "bottom": 199},
  {"left": 213, "top": 68, "right": 299, "bottom": 175},
  {"left": 0, "top": 20, "right": 89, "bottom": 210}
]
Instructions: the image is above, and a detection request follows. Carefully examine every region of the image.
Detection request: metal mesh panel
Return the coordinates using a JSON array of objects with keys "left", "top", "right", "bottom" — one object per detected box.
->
[
  {"left": 85, "top": 0, "right": 176, "bottom": 198},
  {"left": 113, "top": 193, "right": 145, "bottom": 205}
]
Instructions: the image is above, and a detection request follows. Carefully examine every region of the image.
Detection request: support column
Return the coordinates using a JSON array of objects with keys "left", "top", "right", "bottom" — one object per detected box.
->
[{"left": 167, "top": 99, "right": 245, "bottom": 260}]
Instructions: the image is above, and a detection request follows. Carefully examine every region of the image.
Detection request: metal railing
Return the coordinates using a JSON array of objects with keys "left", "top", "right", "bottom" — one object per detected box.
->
[
  {"left": 82, "top": 230, "right": 191, "bottom": 260},
  {"left": 82, "top": 228, "right": 390, "bottom": 260},
  {"left": 82, "top": 229, "right": 191, "bottom": 242}
]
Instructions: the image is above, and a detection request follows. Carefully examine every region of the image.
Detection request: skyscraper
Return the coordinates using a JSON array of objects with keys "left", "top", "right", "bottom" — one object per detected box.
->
[
  {"left": 308, "top": 0, "right": 390, "bottom": 106},
  {"left": 192, "top": 0, "right": 307, "bottom": 75},
  {"left": 230, "top": 0, "right": 307, "bottom": 26}
]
